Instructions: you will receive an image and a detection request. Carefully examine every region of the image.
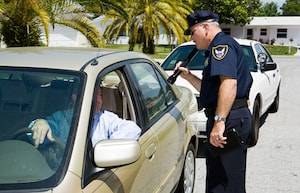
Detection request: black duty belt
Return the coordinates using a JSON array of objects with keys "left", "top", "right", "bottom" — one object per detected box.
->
[
  {"left": 204, "top": 98, "right": 248, "bottom": 117},
  {"left": 231, "top": 98, "right": 248, "bottom": 110}
]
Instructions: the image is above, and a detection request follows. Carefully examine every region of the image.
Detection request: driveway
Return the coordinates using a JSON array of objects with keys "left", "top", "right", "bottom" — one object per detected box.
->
[{"left": 194, "top": 55, "right": 300, "bottom": 193}]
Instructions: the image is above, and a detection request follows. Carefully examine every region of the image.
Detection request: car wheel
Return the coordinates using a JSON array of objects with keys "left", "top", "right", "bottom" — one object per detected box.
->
[
  {"left": 249, "top": 98, "right": 260, "bottom": 147},
  {"left": 176, "top": 144, "right": 196, "bottom": 193},
  {"left": 269, "top": 87, "right": 280, "bottom": 113}
]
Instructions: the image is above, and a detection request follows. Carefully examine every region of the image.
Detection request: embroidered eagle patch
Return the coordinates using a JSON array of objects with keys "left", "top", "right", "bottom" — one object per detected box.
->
[{"left": 212, "top": 45, "right": 228, "bottom": 60}]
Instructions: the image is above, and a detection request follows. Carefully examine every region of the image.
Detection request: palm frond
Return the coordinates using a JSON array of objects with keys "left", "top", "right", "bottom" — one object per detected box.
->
[{"left": 55, "top": 15, "right": 103, "bottom": 47}]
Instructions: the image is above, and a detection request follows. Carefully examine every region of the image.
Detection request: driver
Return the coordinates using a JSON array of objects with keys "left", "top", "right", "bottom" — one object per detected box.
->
[{"left": 28, "top": 86, "right": 141, "bottom": 148}]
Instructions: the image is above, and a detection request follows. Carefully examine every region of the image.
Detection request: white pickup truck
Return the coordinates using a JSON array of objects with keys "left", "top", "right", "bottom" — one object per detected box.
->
[{"left": 161, "top": 39, "right": 281, "bottom": 147}]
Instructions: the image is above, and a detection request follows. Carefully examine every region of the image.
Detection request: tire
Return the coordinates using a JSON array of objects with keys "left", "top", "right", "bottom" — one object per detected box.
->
[
  {"left": 269, "top": 87, "right": 280, "bottom": 113},
  {"left": 248, "top": 98, "right": 260, "bottom": 147},
  {"left": 175, "top": 143, "right": 196, "bottom": 193}
]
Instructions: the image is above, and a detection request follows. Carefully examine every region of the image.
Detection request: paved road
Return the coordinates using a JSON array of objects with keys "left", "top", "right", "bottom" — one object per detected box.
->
[{"left": 194, "top": 55, "right": 300, "bottom": 193}]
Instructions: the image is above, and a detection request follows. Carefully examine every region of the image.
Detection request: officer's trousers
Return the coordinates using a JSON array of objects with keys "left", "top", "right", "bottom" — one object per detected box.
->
[{"left": 205, "top": 107, "right": 251, "bottom": 193}]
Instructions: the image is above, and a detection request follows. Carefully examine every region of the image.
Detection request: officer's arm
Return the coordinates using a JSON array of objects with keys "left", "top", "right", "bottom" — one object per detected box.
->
[
  {"left": 178, "top": 66, "right": 202, "bottom": 91},
  {"left": 215, "top": 76, "right": 237, "bottom": 119}
]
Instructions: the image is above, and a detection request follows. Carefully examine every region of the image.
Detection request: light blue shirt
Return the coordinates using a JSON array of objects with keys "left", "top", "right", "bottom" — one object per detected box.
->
[{"left": 46, "top": 109, "right": 73, "bottom": 144}]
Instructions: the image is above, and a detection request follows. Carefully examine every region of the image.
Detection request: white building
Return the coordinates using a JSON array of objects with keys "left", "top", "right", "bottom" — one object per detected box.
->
[
  {"left": 2, "top": 16, "right": 300, "bottom": 48},
  {"left": 221, "top": 16, "right": 300, "bottom": 47}
]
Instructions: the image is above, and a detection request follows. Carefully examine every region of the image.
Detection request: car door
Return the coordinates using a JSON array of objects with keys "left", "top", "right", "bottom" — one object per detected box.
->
[
  {"left": 126, "top": 60, "right": 184, "bottom": 193},
  {"left": 82, "top": 67, "right": 161, "bottom": 193}
]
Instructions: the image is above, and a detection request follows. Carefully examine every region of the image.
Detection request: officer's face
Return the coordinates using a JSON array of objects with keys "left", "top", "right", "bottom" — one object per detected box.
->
[{"left": 190, "top": 23, "right": 209, "bottom": 49}]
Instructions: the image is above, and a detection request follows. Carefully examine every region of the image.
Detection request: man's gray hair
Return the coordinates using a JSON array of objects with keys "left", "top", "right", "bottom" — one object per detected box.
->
[{"left": 204, "top": 19, "right": 220, "bottom": 27}]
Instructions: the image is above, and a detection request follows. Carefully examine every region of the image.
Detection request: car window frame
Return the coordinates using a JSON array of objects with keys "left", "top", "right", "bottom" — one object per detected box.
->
[
  {"left": 81, "top": 61, "right": 143, "bottom": 188},
  {"left": 125, "top": 59, "right": 178, "bottom": 131}
]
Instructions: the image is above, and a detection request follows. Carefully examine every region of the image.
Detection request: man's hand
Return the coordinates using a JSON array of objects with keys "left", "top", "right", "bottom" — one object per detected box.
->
[
  {"left": 175, "top": 62, "right": 191, "bottom": 80},
  {"left": 31, "top": 119, "right": 55, "bottom": 147},
  {"left": 210, "top": 121, "right": 227, "bottom": 148}
]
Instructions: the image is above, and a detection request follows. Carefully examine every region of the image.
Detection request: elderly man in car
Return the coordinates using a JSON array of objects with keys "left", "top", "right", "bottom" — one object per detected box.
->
[{"left": 28, "top": 86, "right": 141, "bottom": 148}]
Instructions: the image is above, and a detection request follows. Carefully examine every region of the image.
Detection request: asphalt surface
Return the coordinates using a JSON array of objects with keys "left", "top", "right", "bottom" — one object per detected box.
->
[{"left": 193, "top": 55, "right": 300, "bottom": 193}]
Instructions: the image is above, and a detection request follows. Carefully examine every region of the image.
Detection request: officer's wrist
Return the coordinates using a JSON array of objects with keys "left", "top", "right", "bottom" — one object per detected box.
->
[{"left": 214, "top": 114, "right": 226, "bottom": 123}]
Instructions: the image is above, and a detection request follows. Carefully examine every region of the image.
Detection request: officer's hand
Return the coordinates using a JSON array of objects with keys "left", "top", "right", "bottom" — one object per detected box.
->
[
  {"left": 175, "top": 62, "right": 191, "bottom": 79},
  {"left": 31, "top": 119, "right": 55, "bottom": 147},
  {"left": 210, "top": 121, "right": 227, "bottom": 148}
]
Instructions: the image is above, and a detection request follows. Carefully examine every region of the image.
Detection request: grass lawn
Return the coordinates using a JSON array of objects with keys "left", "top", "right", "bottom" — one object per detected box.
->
[
  {"left": 265, "top": 45, "right": 297, "bottom": 55},
  {"left": 104, "top": 44, "right": 298, "bottom": 59}
]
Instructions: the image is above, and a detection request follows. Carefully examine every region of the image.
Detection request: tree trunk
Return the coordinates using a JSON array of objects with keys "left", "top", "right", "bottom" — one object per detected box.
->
[
  {"left": 1, "top": 20, "right": 42, "bottom": 47},
  {"left": 142, "top": 37, "right": 155, "bottom": 54},
  {"left": 128, "top": 36, "right": 135, "bottom": 51}
]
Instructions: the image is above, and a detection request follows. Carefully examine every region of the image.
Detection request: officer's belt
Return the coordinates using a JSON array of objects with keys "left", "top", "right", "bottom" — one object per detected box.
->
[
  {"left": 204, "top": 98, "right": 248, "bottom": 117},
  {"left": 231, "top": 98, "right": 248, "bottom": 110}
]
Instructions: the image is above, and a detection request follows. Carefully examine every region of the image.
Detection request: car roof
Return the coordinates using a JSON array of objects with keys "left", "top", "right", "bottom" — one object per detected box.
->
[
  {"left": 178, "top": 38, "right": 258, "bottom": 47},
  {"left": 0, "top": 47, "right": 150, "bottom": 71}
]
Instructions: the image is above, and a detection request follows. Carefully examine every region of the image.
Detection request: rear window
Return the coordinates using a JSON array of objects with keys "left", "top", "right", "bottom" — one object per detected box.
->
[
  {"left": 161, "top": 45, "right": 257, "bottom": 72},
  {"left": 0, "top": 67, "right": 84, "bottom": 190}
]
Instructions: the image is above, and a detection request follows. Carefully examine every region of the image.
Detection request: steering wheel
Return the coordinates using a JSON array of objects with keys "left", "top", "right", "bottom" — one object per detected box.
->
[
  {"left": 10, "top": 127, "right": 65, "bottom": 170},
  {"left": 10, "top": 127, "right": 35, "bottom": 144}
]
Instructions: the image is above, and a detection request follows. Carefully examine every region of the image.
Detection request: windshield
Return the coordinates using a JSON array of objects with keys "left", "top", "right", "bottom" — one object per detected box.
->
[
  {"left": 162, "top": 45, "right": 206, "bottom": 70},
  {"left": 0, "top": 68, "right": 83, "bottom": 189},
  {"left": 161, "top": 45, "right": 257, "bottom": 72}
]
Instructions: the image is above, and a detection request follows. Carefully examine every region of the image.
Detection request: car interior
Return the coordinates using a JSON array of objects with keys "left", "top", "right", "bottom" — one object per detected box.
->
[{"left": 100, "top": 70, "right": 135, "bottom": 121}]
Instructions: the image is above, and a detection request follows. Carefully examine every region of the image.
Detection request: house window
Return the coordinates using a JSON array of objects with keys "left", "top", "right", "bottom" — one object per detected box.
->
[
  {"left": 247, "top": 29, "right": 253, "bottom": 39},
  {"left": 277, "top": 29, "right": 287, "bottom": 38},
  {"left": 222, "top": 28, "right": 231, "bottom": 35},
  {"left": 260, "top": 29, "right": 267, "bottom": 36}
]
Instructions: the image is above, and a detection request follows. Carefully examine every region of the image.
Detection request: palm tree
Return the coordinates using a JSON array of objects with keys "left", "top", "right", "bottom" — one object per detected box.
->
[
  {"left": 74, "top": 0, "right": 129, "bottom": 47},
  {"left": 43, "top": 0, "right": 103, "bottom": 47},
  {"left": 103, "top": 0, "right": 192, "bottom": 54},
  {"left": 0, "top": 0, "right": 103, "bottom": 47},
  {"left": 0, "top": 0, "right": 50, "bottom": 47}
]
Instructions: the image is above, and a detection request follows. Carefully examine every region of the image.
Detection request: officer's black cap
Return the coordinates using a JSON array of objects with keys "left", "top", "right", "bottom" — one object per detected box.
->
[{"left": 184, "top": 10, "right": 219, "bottom": 35}]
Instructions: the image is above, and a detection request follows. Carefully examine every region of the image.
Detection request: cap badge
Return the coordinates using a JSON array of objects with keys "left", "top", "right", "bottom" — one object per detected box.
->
[{"left": 212, "top": 45, "right": 228, "bottom": 60}]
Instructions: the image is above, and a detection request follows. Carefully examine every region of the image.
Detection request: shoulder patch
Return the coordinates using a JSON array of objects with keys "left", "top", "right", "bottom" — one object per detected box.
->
[{"left": 212, "top": 45, "right": 229, "bottom": 60}]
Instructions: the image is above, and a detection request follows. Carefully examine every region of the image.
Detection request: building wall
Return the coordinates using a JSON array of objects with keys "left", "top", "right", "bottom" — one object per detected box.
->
[{"left": 221, "top": 24, "right": 300, "bottom": 48}]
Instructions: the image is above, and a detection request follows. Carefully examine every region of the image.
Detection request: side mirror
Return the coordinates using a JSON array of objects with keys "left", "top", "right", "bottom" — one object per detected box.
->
[
  {"left": 94, "top": 139, "right": 140, "bottom": 168},
  {"left": 261, "top": 62, "right": 277, "bottom": 71},
  {"left": 258, "top": 53, "right": 277, "bottom": 72}
]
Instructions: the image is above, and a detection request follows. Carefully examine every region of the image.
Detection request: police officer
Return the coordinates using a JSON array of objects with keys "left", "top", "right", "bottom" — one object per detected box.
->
[{"left": 178, "top": 10, "right": 253, "bottom": 193}]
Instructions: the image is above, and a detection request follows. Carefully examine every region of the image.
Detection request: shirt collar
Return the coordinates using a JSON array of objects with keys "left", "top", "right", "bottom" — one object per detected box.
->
[{"left": 208, "top": 31, "right": 225, "bottom": 51}]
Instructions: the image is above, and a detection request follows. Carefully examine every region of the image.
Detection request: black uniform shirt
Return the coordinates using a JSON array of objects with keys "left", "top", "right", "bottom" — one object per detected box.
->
[{"left": 199, "top": 32, "right": 253, "bottom": 109}]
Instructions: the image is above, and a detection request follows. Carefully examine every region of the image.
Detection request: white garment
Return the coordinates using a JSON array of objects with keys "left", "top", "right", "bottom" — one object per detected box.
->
[{"left": 91, "top": 110, "right": 141, "bottom": 147}]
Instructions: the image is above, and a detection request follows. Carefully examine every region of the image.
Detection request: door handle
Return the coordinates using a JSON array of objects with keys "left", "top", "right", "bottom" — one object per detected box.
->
[
  {"left": 273, "top": 73, "right": 275, "bottom": 78},
  {"left": 145, "top": 143, "right": 157, "bottom": 159}
]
